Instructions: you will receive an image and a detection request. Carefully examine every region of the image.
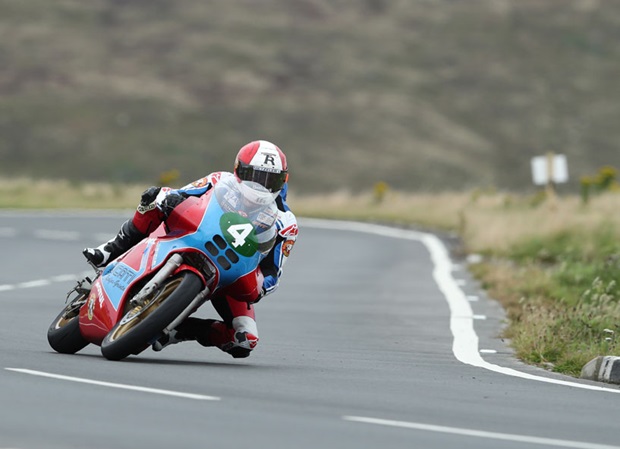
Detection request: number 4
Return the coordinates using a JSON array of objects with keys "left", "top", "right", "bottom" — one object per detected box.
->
[{"left": 227, "top": 223, "right": 253, "bottom": 247}]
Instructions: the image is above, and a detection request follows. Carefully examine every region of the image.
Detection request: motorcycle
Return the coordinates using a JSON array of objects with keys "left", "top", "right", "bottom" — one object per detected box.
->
[{"left": 47, "top": 173, "right": 278, "bottom": 361}]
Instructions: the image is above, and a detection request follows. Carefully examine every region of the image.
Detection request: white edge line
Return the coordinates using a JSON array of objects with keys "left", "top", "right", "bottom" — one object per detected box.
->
[
  {"left": 300, "top": 218, "right": 620, "bottom": 394},
  {"left": 343, "top": 416, "right": 620, "bottom": 449},
  {"left": 6, "top": 368, "right": 220, "bottom": 401}
]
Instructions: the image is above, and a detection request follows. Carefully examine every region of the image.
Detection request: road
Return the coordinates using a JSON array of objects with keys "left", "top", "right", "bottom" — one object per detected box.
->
[{"left": 0, "top": 211, "right": 619, "bottom": 449}]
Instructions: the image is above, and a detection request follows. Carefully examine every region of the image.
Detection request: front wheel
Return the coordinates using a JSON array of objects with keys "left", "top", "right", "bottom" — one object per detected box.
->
[
  {"left": 47, "top": 291, "right": 90, "bottom": 354},
  {"left": 101, "top": 272, "right": 203, "bottom": 361}
]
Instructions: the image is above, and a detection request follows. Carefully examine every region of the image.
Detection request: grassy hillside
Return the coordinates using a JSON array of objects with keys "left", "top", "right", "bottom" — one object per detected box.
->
[{"left": 1, "top": 0, "right": 620, "bottom": 193}]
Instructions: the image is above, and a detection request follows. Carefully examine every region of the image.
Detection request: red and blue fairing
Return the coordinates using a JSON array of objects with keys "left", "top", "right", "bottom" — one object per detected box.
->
[{"left": 79, "top": 173, "right": 278, "bottom": 344}]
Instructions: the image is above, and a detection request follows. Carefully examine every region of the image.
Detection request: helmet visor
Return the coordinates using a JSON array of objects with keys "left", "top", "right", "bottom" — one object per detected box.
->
[{"left": 236, "top": 163, "right": 288, "bottom": 193}]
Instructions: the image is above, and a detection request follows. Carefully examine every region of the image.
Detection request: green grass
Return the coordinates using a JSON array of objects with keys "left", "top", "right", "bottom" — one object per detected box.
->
[{"left": 469, "top": 221, "right": 620, "bottom": 376}]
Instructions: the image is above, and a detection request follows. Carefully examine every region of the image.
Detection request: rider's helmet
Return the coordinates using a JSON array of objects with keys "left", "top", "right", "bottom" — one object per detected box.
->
[{"left": 234, "top": 140, "right": 289, "bottom": 200}]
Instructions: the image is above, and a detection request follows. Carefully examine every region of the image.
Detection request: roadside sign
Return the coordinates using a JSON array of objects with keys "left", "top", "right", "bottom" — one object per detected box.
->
[{"left": 531, "top": 154, "right": 569, "bottom": 186}]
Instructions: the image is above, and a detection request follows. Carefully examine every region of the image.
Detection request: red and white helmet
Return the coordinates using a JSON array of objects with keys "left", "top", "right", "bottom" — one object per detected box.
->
[{"left": 234, "top": 140, "right": 289, "bottom": 195}]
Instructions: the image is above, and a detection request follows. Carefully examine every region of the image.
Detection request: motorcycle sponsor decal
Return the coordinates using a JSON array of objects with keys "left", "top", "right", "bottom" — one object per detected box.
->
[
  {"left": 223, "top": 190, "right": 240, "bottom": 210},
  {"left": 209, "top": 172, "right": 223, "bottom": 184},
  {"left": 102, "top": 263, "right": 139, "bottom": 310},
  {"left": 96, "top": 282, "right": 105, "bottom": 306},
  {"left": 220, "top": 212, "right": 257, "bottom": 257},
  {"left": 108, "top": 264, "right": 137, "bottom": 292},
  {"left": 255, "top": 210, "right": 278, "bottom": 230},
  {"left": 282, "top": 239, "right": 295, "bottom": 257},
  {"left": 191, "top": 177, "right": 209, "bottom": 188},
  {"left": 137, "top": 202, "right": 157, "bottom": 214},
  {"left": 279, "top": 223, "right": 299, "bottom": 238},
  {"left": 87, "top": 290, "right": 97, "bottom": 320}
]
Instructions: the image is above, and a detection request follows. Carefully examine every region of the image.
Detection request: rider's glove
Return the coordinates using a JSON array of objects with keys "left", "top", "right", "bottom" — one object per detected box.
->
[
  {"left": 141, "top": 186, "right": 161, "bottom": 205},
  {"left": 137, "top": 186, "right": 161, "bottom": 214},
  {"left": 159, "top": 191, "right": 186, "bottom": 219}
]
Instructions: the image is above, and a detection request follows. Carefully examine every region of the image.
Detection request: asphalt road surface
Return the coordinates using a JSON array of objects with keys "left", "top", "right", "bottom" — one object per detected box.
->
[{"left": 0, "top": 211, "right": 619, "bottom": 449}]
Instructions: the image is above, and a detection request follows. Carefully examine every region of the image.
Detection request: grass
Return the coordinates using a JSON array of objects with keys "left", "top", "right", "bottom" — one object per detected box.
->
[
  {"left": 3, "top": 177, "right": 620, "bottom": 377},
  {"left": 288, "top": 187, "right": 620, "bottom": 377}
]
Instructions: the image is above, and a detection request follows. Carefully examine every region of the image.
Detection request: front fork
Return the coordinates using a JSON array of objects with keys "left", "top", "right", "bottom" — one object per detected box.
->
[
  {"left": 130, "top": 253, "right": 212, "bottom": 338},
  {"left": 129, "top": 254, "right": 184, "bottom": 307}
]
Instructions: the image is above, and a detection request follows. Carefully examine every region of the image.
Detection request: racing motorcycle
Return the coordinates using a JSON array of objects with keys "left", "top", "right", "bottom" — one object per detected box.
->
[{"left": 47, "top": 173, "right": 278, "bottom": 361}]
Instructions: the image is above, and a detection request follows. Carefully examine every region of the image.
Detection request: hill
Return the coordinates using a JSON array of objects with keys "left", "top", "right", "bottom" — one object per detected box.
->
[{"left": 1, "top": 0, "right": 619, "bottom": 193}]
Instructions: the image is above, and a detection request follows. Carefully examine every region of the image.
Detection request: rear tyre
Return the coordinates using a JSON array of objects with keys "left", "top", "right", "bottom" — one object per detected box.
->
[
  {"left": 101, "top": 272, "right": 203, "bottom": 361},
  {"left": 47, "top": 293, "right": 90, "bottom": 354}
]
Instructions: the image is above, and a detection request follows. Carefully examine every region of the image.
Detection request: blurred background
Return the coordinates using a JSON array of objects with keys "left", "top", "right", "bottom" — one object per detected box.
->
[{"left": 1, "top": 0, "right": 619, "bottom": 194}]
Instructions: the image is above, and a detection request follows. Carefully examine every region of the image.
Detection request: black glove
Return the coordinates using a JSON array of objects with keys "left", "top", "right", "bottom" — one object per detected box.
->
[
  {"left": 137, "top": 186, "right": 161, "bottom": 214},
  {"left": 159, "top": 191, "right": 186, "bottom": 218},
  {"left": 140, "top": 186, "right": 161, "bottom": 205}
]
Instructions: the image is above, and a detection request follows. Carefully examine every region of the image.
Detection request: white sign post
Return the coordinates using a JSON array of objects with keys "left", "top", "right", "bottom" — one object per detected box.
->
[
  {"left": 530, "top": 153, "right": 569, "bottom": 203},
  {"left": 531, "top": 153, "right": 569, "bottom": 186}
]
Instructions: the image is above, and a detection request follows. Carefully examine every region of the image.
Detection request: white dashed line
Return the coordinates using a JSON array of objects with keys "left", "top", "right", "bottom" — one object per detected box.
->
[
  {"left": 33, "top": 230, "right": 81, "bottom": 241},
  {"left": 343, "top": 416, "right": 620, "bottom": 449},
  {"left": 17, "top": 280, "right": 51, "bottom": 289},
  {"left": 0, "top": 227, "right": 18, "bottom": 237},
  {"left": 6, "top": 368, "right": 220, "bottom": 401},
  {"left": 50, "top": 274, "right": 79, "bottom": 283},
  {"left": 0, "top": 272, "right": 88, "bottom": 293}
]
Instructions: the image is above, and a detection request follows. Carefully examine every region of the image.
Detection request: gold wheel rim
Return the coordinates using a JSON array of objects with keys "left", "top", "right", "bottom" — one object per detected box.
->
[
  {"left": 107, "top": 277, "right": 183, "bottom": 342},
  {"left": 56, "top": 294, "right": 87, "bottom": 329}
]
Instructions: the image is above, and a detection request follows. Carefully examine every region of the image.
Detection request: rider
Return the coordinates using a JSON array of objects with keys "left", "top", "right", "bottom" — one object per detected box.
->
[{"left": 83, "top": 140, "right": 298, "bottom": 358}]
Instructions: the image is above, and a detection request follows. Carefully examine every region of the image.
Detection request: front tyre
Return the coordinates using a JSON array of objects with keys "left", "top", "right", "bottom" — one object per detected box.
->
[
  {"left": 101, "top": 272, "right": 203, "bottom": 361},
  {"left": 47, "top": 292, "right": 90, "bottom": 354}
]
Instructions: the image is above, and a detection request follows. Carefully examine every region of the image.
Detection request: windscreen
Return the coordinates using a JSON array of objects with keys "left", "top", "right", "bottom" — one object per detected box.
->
[{"left": 213, "top": 173, "right": 278, "bottom": 255}]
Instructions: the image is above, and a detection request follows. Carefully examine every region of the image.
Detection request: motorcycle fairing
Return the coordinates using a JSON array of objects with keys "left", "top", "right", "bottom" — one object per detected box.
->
[{"left": 78, "top": 174, "right": 278, "bottom": 344}]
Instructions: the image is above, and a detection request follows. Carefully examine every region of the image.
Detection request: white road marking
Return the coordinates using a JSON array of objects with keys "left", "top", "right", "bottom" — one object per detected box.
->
[
  {"left": 302, "top": 218, "right": 620, "bottom": 394},
  {"left": 34, "top": 230, "right": 80, "bottom": 241},
  {"left": 343, "top": 416, "right": 620, "bottom": 449},
  {"left": 0, "top": 272, "right": 91, "bottom": 293},
  {"left": 5, "top": 368, "right": 220, "bottom": 401},
  {"left": 0, "top": 227, "right": 18, "bottom": 237},
  {"left": 17, "top": 280, "right": 51, "bottom": 289},
  {"left": 480, "top": 349, "right": 498, "bottom": 354},
  {"left": 0, "top": 225, "right": 109, "bottom": 242},
  {"left": 94, "top": 232, "right": 113, "bottom": 241},
  {"left": 50, "top": 274, "right": 79, "bottom": 282},
  {"left": 467, "top": 295, "right": 479, "bottom": 302}
]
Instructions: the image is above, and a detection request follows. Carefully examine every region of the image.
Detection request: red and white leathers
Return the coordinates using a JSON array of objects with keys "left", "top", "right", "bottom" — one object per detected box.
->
[{"left": 133, "top": 171, "right": 298, "bottom": 357}]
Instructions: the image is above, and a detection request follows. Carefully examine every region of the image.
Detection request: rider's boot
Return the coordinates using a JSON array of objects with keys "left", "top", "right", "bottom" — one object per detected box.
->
[
  {"left": 83, "top": 220, "right": 146, "bottom": 268},
  {"left": 152, "top": 328, "right": 193, "bottom": 351},
  {"left": 151, "top": 318, "right": 212, "bottom": 351},
  {"left": 201, "top": 316, "right": 259, "bottom": 358},
  {"left": 220, "top": 316, "right": 259, "bottom": 358},
  {"left": 83, "top": 187, "right": 164, "bottom": 268},
  {"left": 152, "top": 317, "right": 259, "bottom": 358}
]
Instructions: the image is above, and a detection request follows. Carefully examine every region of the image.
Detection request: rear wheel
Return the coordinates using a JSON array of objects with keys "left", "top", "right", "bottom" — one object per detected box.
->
[
  {"left": 101, "top": 272, "right": 203, "bottom": 361},
  {"left": 47, "top": 291, "right": 90, "bottom": 354}
]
